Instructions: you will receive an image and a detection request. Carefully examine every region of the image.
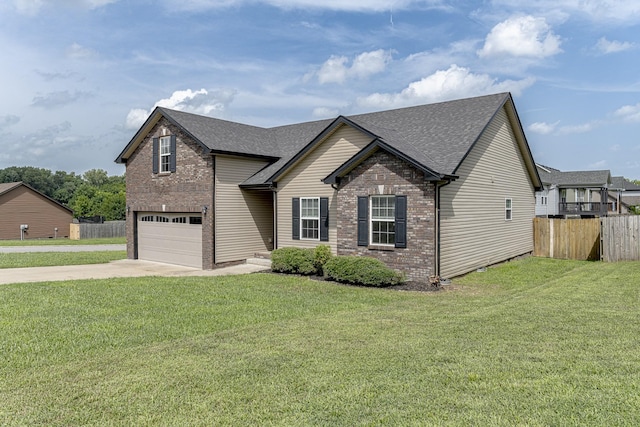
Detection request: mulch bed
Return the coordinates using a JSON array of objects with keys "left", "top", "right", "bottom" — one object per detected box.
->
[{"left": 267, "top": 271, "right": 443, "bottom": 292}]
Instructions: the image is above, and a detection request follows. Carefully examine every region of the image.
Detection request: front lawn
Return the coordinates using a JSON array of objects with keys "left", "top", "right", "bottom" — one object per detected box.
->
[
  {"left": 0, "top": 251, "right": 127, "bottom": 268},
  {"left": 1, "top": 257, "right": 639, "bottom": 425},
  {"left": 0, "top": 237, "right": 126, "bottom": 246}
]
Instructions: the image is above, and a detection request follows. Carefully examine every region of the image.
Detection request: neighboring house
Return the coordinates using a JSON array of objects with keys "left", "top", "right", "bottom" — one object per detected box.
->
[
  {"left": 610, "top": 176, "right": 640, "bottom": 213},
  {"left": 535, "top": 165, "right": 613, "bottom": 218},
  {"left": 116, "top": 92, "right": 541, "bottom": 279},
  {"left": 0, "top": 182, "right": 73, "bottom": 240}
]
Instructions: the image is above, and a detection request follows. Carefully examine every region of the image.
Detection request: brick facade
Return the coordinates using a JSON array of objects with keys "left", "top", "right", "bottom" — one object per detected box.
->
[
  {"left": 124, "top": 118, "right": 215, "bottom": 269},
  {"left": 336, "top": 150, "right": 437, "bottom": 281}
]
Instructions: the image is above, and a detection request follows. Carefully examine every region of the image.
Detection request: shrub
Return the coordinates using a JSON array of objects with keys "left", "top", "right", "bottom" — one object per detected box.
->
[
  {"left": 271, "top": 247, "right": 316, "bottom": 275},
  {"left": 313, "top": 244, "right": 333, "bottom": 275},
  {"left": 323, "top": 256, "right": 405, "bottom": 287}
]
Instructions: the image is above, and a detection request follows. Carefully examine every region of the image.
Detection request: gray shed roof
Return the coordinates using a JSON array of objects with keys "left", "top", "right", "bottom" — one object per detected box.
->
[{"left": 118, "top": 92, "right": 538, "bottom": 188}]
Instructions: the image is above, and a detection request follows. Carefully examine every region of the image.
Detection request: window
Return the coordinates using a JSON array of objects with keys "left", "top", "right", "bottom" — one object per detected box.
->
[
  {"left": 371, "top": 196, "right": 396, "bottom": 245},
  {"left": 172, "top": 216, "right": 186, "bottom": 223},
  {"left": 152, "top": 135, "right": 176, "bottom": 174},
  {"left": 357, "top": 195, "right": 406, "bottom": 248},
  {"left": 300, "top": 197, "right": 319, "bottom": 240},
  {"left": 505, "top": 198, "right": 513, "bottom": 221},
  {"left": 159, "top": 136, "right": 171, "bottom": 173},
  {"left": 189, "top": 216, "right": 202, "bottom": 225},
  {"left": 156, "top": 215, "right": 170, "bottom": 223},
  {"left": 141, "top": 215, "right": 154, "bottom": 222},
  {"left": 292, "top": 198, "right": 328, "bottom": 241}
]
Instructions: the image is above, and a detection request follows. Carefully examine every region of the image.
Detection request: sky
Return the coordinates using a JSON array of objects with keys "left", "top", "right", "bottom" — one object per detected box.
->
[{"left": 1, "top": 0, "right": 639, "bottom": 180}]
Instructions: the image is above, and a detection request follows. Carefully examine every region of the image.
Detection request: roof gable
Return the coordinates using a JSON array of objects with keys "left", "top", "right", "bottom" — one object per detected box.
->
[{"left": 0, "top": 181, "right": 73, "bottom": 213}]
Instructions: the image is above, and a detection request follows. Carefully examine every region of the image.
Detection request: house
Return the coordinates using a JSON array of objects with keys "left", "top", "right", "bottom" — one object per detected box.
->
[
  {"left": 535, "top": 165, "right": 615, "bottom": 218},
  {"left": 610, "top": 176, "right": 640, "bottom": 213},
  {"left": 116, "top": 92, "right": 541, "bottom": 279},
  {"left": 0, "top": 182, "right": 73, "bottom": 240}
]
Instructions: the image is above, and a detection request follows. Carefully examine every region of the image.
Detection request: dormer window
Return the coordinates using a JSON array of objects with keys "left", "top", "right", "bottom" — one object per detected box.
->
[{"left": 152, "top": 135, "right": 176, "bottom": 174}]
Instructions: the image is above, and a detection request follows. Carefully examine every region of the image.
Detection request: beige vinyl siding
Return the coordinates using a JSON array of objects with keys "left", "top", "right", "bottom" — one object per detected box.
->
[
  {"left": 0, "top": 186, "right": 72, "bottom": 240},
  {"left": 277, "top": 125, "right": 373, "bottom": 252},
  {"left": 439, "top": 107, "right": 535, "bottom": 278},
  {"left": 215, "top": 155, "right": 273, "bottom": 263}
]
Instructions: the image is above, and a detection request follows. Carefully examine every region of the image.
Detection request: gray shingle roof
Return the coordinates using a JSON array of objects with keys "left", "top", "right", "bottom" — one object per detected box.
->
[
  {"left": 536, "top": 165, "right": 611, "bottom": 187},
  {"left": 611, "top": 176, "right": 640, "bottom": 191},
  {"left": 122, "top": 92, "right": 525, "bottom": 187}
]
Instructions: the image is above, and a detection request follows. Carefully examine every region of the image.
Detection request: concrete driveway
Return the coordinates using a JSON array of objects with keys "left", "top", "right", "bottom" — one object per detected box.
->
[{"left": 0, "top": 259, "right": 270, "bottom": 285}]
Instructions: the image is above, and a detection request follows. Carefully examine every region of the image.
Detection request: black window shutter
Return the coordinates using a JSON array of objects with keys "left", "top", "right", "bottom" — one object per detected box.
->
[
  {"left": 292, "top": 198, "right": 300, "bottom": 240},
  {"left": 152, "top": 138, "right": 159, "bottom": 174},
  {"left": 395, "top": 195, "right": 407, "bottom": 248},
  {"left": 169, "top": 135, "right": 177, "bottom": 173},
  {"left": 357, "top": 196, "right": 368, "bottom": 246},
  {"left": 320, "top": 197, "right": 329, "bottom": 242}
]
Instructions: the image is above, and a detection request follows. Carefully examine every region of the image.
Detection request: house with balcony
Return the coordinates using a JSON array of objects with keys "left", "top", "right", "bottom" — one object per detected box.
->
[{"left": 535, "top": 165, "right": 613, "bottom": 218}]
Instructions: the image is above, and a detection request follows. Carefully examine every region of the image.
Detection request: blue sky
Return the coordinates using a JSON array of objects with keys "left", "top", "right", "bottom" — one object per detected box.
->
[{"left": 1, "top": 0, "right": 639, "bottom": 179}]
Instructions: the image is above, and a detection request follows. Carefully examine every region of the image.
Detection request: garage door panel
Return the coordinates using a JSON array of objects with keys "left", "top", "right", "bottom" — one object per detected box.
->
[{"left": 138, "top": 213, "right": 202, "bottom": 268}]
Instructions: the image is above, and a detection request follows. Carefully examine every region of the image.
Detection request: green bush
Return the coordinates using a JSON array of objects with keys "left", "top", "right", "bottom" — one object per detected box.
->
[
  {"left": 313, "top": 244, "right": 333, "bottom": 275},
  {"left": 271, "top": 247, "right": 316, "bottom": 275},
  {"left": 323, "top": 256, "right": 405, "bottom": 287}
]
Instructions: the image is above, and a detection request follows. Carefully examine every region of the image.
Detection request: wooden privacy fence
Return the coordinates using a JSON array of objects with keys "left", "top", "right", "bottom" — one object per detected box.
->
[
  {"left": 70, "top": 221, "right": 126, "bottom": 240},
  {"left": 534, "top": 217, "right": 640, "bottom": 261},
  {"left": 533, "top": 218, "right": 601, "bottom": 260},
  {"left": 601, "top": 216, "right": 640, "bottom": 262}
]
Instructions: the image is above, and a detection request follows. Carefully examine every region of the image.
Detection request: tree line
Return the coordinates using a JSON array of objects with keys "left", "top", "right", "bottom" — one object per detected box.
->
[{"left": 0, "top": 166, "right": 125, "bottom": 221}]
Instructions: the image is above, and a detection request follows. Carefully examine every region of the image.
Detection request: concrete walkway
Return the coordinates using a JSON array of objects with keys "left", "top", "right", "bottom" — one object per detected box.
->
[
  {"left": 0, "top": 244, "right": 126, "bottom": 253},
  {"left": 0, "top": 259, "right": 270, "bottom": 285}
]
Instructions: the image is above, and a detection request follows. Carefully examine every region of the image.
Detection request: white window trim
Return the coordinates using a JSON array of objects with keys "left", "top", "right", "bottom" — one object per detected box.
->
[
  {"left": 159, "top": 135, "right": 171, "bottom": 173},
  {"left": 300, "top": 197, "right": 320, "bottom": 241},
  {"left": 370, "top": 195, "right": 396, "bottom": 246},
  {"left": 505, "top": 198, "right": 513, "bottom": 221}
]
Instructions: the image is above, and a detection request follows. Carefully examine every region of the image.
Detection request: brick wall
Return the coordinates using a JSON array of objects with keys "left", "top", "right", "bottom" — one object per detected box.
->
[
  {"left": 124, "top": 118, "right": 215, "bottom": 268},
  {"left": 336, "top": 150, "right": 437, "bottom": 281}
]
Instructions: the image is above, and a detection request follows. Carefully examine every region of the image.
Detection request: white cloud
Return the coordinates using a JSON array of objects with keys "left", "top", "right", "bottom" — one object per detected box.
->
[
  {"left": 0, "top": 115, "right": 20, "bottom": 129},
  {"left": 12, "top": 0, "right": 119, "bottom": 15},
  {"left": 315, "top": 50, "right": 392, "bottom": 84},
  {"left": 312, "top": 107, "right": 340, "bottom": 119},
  {"left": 163, "top": 0, "right": 447, "bottom": 13},
  {"left": 589, "top": 160, "right": 607, "bottom": 169},
  {"left": 528, "top": 121, "right": 558, "bottom": 135},
  {"left": 31, "top": 90, "right": 93, "bottom": 108},
  {"left": 614, "top": 103, "right": 640, "bottom": 122},
  {"left": 125, "top": 88, "right": 237, "bottom": 130},
  {"left": 595, "top": 37, "right": 634, "bottom": 54},
  {"left": 357, "top": 64, "right": 535, "bottom": 110},
  {"left": 66, "top": 43, "right": 97, "bottom": 60},
  {"left": 478, "top": 15, "right": 562, "bottom": 59},
  {"left": 558, "top": 123, "right": 594, "bottom": 134},
  {"left": 490, "top": 0, "right": 640, "bottom": 23}
]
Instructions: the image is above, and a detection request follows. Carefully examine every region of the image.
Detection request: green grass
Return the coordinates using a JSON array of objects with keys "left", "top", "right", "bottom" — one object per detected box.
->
[
  {"left": 0, "top": 251, "right": 127, "bottom": 268},
  {"left": 1, "top": 257, "right": 639, "bottom": 425},
  {"left": 0, "top": 237, "right": 126, "bottom": 246}
]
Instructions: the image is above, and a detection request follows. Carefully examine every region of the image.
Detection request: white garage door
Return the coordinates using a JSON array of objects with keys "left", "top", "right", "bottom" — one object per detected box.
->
[{"left": 137, "top": 212, "right": 202, "bottom": 268}]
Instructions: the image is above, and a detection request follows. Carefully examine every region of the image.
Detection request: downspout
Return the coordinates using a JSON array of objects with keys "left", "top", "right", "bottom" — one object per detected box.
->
[
  {"left": 436, "top": 179, "right": 453, "bottom": 278},
  {"left": 271, "top": 185, "right": 277, "bottom": 251}
]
